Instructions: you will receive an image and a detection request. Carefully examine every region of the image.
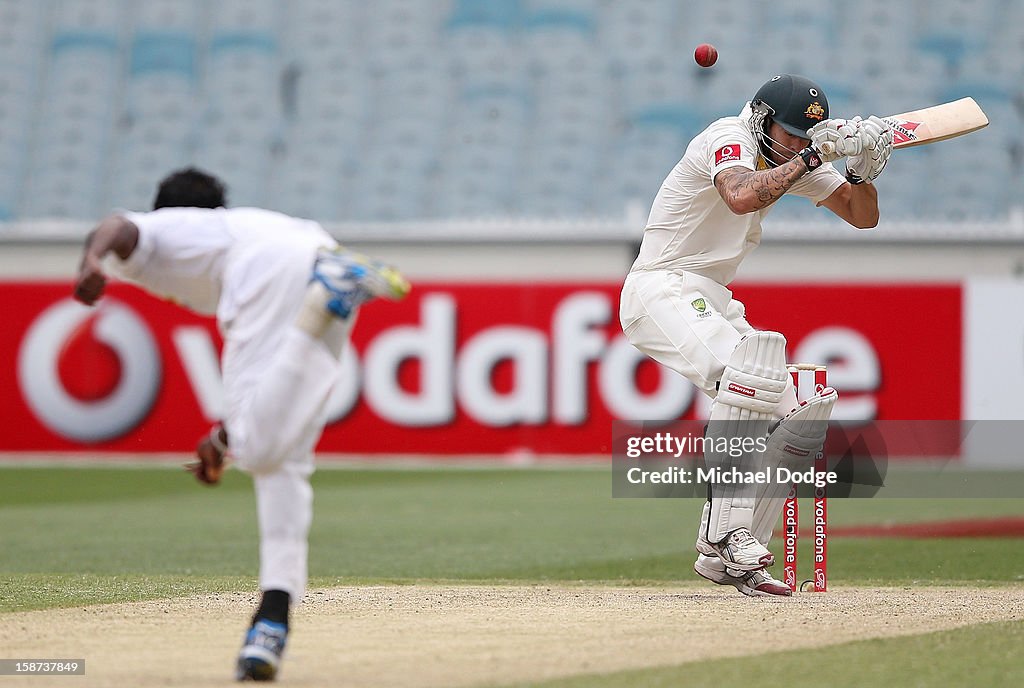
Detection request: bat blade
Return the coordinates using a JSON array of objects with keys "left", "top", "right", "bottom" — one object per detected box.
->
[
  {"left": 815, "top": 97, "right": 989, "bottom": 156},
  {"left": 885, "top": 97, "right": 989, "bottom": 149}
]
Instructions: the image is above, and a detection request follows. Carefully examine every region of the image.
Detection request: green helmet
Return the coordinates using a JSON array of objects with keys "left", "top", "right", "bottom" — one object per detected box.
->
[{"left": 750, "top": 74, "right": 829, "bottom": 139}]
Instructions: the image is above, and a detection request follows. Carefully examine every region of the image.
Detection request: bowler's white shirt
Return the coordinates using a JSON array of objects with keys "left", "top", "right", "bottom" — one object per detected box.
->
[
  {"left": 112, "top": 207, "right": 335, "bottom": 325},
  {"left": 630, "top": 104, "right": 844, "bottom": 286}
]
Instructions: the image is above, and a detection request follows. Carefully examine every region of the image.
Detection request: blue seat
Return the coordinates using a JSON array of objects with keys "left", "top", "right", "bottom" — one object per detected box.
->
[
  {"left": 523, "top": 9, "right": 595, "bottom": 33},
  {"left": 209, "top": 32, "right": 277, "bottom": 55},
  {"left": 130, "top": 31, "right": 197, "bottom": 78},
  {"left": 51, "top": 31, "right": 118, "bottom": 54},
  {"left": 445, "top": 0, "right": 522, "bottom": 31}
]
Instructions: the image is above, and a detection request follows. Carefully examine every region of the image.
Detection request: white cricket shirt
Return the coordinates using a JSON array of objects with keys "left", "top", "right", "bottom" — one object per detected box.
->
[
  {"left": 630, "top": 104, "right": 845, "bottom": 285},
  {"left": 112, "top": 207, "right": 335, "bottom": 324}
]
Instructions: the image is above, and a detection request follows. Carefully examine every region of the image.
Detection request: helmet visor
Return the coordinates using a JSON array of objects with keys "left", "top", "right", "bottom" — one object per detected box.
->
[{"left": 775, "top": 119, "right": 813, "bottom": 139}]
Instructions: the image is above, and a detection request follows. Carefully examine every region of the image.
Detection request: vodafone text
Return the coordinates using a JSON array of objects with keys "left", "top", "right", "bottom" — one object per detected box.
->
[{"left": 14, "top": 287, "right": 891, "bottom": 449}]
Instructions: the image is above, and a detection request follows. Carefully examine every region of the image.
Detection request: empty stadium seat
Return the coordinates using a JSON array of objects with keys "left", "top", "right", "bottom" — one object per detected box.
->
[{"left": 0, "top": 0, "right": 1017, "bottom": 224}]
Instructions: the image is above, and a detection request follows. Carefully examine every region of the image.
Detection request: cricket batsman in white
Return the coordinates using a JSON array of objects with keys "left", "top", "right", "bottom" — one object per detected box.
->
[
  {"left": 73, "top": 168, "right": 410, "bottom": 679},
  {"left": 620, "top": 74, "right": 893, "bottom": 597}
]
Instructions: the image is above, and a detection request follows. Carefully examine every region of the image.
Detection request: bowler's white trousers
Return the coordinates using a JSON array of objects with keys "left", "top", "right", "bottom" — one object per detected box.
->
[{"left": 219, "top": 239, "right": 346, "bottom": 602}]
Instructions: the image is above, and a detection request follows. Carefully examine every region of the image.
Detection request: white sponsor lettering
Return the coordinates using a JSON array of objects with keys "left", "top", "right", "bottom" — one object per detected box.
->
[
  {"left": 172, "top": 326, "right": 224, "bottom": 420},
  {"left": 600, "top": 337, "right": 691, "bottom": 420},
  {"left": 364, "top": 294, "right": 456, "bottom": 426},
  {"left": 458, "top": 326, "right": 547, "bottom": 426},
  {"left": 16, "top": 291, "right": 887, "bottom": 438},
  {"left": 552, "top": 293, "right": 608, "bottom": 424}
]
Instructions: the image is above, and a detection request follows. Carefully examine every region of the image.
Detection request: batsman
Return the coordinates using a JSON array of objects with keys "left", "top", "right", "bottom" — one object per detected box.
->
[{"left": 619, "top": 74, "right": 893, "bottom": 597}]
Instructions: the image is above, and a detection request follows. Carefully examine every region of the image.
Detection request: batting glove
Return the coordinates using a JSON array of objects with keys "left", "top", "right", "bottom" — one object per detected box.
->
[
  {"left": 847, "top": 116, "right": 894, "bottom": 183},
  {"left": 808, "top": 118, "right": 863, "bottom": 162}
]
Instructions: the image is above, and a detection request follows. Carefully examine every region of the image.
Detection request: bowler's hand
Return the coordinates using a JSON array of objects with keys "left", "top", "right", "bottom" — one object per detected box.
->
[
  {"left": 187, "top": 435, "right": 226, "bottom": 486},
  {"left": 74, "top": 253, "right": 107, "bottom": 305}
]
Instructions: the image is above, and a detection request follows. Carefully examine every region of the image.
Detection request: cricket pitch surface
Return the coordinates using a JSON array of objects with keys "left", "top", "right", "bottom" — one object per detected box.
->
[{"left": 5, "top": 584, "right": 1024, "bottom": 687}]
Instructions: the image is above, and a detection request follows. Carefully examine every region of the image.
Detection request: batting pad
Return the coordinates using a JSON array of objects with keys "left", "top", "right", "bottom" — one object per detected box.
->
[
  {"left": 706, "top": 332, "right": 788, "bottom": 543},
  {"left": 750, "top": 386, "right": 838, "bottom": 545}
]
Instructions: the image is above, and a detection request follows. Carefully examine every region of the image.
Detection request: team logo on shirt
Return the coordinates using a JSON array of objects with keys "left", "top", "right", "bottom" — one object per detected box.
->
[
  {"left": 714, "top": 145, "right": 742, "bottom": 165},
  {"left": 692, "top": 294, "right": 716, "bottom": 317},
  {"left": 691, "top": 298, "right": 713, "bottom": 318}
]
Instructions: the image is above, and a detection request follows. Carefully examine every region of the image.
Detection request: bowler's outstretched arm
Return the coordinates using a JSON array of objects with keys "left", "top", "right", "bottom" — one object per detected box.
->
[{"left": 73, "top": 215, "right": 139, "bottom": 305}]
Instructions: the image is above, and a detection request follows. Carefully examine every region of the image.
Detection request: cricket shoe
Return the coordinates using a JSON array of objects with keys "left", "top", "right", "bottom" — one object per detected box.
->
[
  {"left": 311, "top": 246, "right": 410, "bottom": 319},
  {"left": 236, "top": 619, "right": 287, "bottom": 682},
  {"left": 695, "top": 527, "right": 775, "bottom": 575},
  {"left": 693, "top": 554, "right": 792, "bottom": 598}
]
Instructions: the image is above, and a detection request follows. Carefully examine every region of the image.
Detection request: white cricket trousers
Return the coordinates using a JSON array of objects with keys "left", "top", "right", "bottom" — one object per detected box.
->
[
  {"left": 218, "top": 240, "right": 348, "bottom": 602},
  {"left": 619, "top": 269, "right": 797, "bottom": 413}
]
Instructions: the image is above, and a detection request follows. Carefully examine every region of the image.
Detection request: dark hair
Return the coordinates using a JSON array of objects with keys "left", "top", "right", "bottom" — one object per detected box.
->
[{"left": 153, "top": 167, "right": 228, "bottom": 210}]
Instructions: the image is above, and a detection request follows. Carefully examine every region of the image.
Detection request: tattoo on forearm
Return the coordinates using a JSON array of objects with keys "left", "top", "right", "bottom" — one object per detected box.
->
[{"left": 716, "top": 158, "right": 806, "bottom": 211}]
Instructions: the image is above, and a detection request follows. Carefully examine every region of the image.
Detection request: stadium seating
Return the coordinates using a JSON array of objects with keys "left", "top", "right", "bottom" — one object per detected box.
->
[{"left": 0, "top": 0, "right": 1019, "bottom": 224}]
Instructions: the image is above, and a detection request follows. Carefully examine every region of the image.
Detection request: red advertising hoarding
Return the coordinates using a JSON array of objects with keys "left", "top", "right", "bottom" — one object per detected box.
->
[{"left": 2, "top": 281, "right": 961, "bottom": 455}]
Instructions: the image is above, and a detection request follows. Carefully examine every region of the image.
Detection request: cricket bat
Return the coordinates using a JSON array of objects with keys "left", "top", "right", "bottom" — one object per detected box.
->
[{"left": 818, "top": 97, "right": 989, "bottom": 154}]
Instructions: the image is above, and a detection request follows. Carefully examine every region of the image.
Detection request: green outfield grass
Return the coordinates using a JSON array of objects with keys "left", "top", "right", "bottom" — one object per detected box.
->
[
  {"left": 512, "top": 620, "right": 1024, "bottom": 688},
  {"left": 1, "top": 465, "right": 1022, "bottom": 612}
]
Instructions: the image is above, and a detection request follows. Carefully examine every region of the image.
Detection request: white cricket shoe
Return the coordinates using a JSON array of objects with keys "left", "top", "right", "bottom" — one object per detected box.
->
[
  {"left": 695, "top": 527, "right": 775, "bottom": 575},
  {"left": 693, "top": 554, "right": 792, "bottom": 598},
  {"left": 312, "top": 246, "right": 410, "bottom": 319}
]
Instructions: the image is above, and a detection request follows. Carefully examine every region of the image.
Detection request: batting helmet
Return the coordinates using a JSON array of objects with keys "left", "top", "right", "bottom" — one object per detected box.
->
[{"left": 751, "top": 74, "right": 829, "bottom": 139}]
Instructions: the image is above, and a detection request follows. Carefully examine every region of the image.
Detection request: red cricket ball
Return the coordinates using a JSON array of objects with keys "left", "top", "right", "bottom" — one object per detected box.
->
[{"left": 694, "top": 43, "right": 718, "bottom": 68}]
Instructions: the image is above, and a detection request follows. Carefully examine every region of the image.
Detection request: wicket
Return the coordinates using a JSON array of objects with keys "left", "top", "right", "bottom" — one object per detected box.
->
[{"left": 782, "top": 364, "right": 828, "bottom": 592}]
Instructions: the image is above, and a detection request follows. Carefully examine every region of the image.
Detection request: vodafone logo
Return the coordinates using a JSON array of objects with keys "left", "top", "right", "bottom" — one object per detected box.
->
[
  {"left": 715, "top": 144, "right": 742, "bottom": 165},
  {"left": 4, "top": 281, "right": 904, "bottom": 454},
  {"left": 18, "top": 298, "right": 161, "bottom": 442}
]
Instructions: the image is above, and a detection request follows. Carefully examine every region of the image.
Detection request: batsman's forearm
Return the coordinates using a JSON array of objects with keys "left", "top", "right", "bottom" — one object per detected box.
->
[
  {"left": 716, "top": 158, "right": 808, "bottom": 214},
  {"left": 846, "top": 181, "right": 879, "bottom": 228},
  {"left": 83, "top": 215, "right": 139, "bottom": 261}
]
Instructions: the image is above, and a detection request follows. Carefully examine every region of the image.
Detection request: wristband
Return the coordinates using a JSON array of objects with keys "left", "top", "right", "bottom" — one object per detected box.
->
[
  {"left": 846, "top": 171, "right": 866, "bottom": 185},
  {"left": 798, "top": 147, "right": 822, "bottom": 171}
]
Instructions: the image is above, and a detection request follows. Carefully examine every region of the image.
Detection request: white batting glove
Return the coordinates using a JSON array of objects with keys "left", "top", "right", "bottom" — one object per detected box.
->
[
  {"left": 808, "top": 118, "right": 863, "bottom": 162},
  {"left": 858, "top": 116, "right": 891, "bottom": 147},
  {"left": 846, "top": 115, "right": 894, "bottom": 183}
]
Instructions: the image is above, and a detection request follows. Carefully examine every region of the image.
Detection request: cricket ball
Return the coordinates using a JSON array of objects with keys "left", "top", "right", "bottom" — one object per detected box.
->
[{"left": 694, "top": 43, "right": 718, "bottom": 68}]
